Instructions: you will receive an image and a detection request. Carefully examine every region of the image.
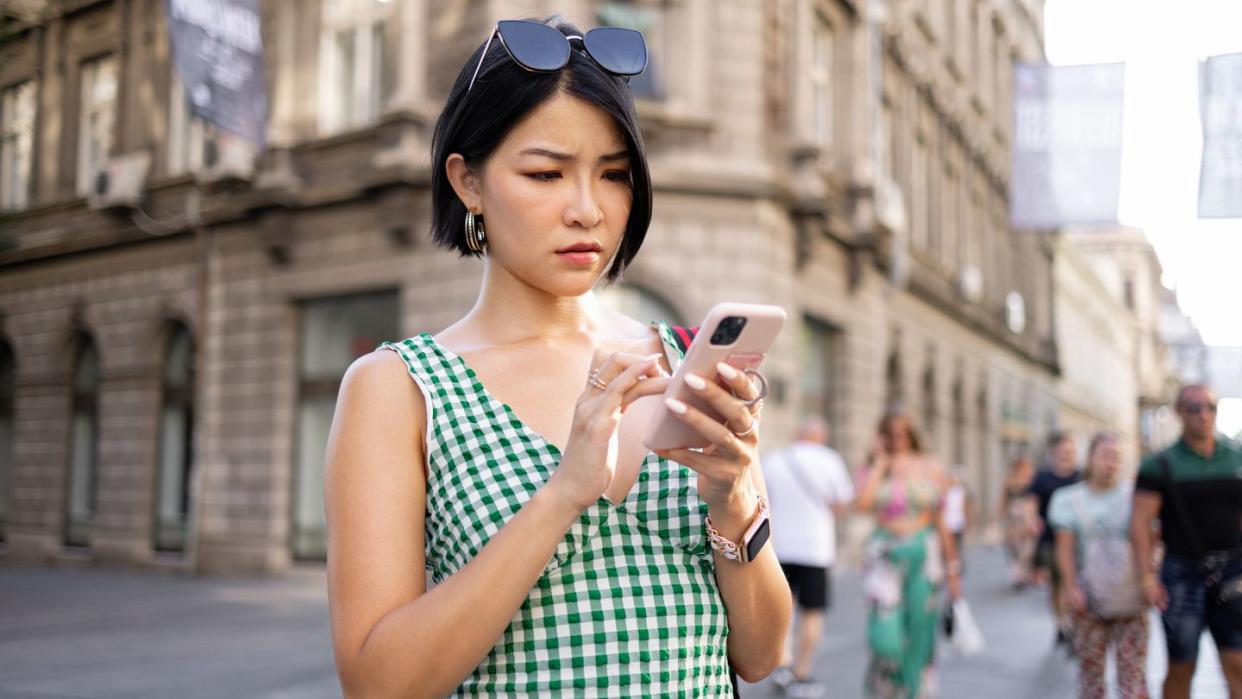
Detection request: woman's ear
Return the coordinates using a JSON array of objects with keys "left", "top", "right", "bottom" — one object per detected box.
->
[{"left": 445, "top": 153, "right": 481, "bottom": 212}]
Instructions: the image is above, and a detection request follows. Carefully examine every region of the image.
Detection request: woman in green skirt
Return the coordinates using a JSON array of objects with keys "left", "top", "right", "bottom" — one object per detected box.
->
[{"left": 856, "top": 412, "right": 963, "bottom": 698}]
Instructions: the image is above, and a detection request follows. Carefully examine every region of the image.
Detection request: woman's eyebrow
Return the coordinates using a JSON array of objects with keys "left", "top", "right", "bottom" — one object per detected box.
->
[
  {"left": 599, "top": 150, "right": 630, "bottom": 163},
  {"left": 517, "top": 147, "right": 630, "bottom": 162},
  {"left": 519, "top": 147, "right": 572, "bottom": 160}
]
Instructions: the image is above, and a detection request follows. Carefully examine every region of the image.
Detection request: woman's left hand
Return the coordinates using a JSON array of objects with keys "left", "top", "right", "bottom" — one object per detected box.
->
[
  {"left": 947, "top": 571, "right": 963, "bottom": 601},
  {"left": 653, "top": 362, "right": 763, "bottom": 516}
]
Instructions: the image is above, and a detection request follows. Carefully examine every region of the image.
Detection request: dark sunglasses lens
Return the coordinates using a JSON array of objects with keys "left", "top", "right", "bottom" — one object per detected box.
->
[
  {"left": 497, "top": 20, "right": 570, "bottom": 71},
  {"left": 583, "top": 27, "right": 648, "bottom": 76}
]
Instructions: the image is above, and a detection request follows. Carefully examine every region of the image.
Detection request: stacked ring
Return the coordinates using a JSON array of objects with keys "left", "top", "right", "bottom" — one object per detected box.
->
[{"left": 587, "top": 369, "right": 608, "bottom": 391}]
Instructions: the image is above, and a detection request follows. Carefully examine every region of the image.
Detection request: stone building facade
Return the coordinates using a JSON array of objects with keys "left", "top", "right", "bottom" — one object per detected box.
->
[{"left": 0, "top": 0, "right": 1056, "bottom": 573}]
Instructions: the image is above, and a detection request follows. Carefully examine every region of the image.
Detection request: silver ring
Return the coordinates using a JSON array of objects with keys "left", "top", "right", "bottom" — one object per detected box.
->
[
  {"left": 731, "top": 369, "right": 769, "bottom": 407},
  {"left": 587, "top": 369, "right": 608, "bottom": 391},
  {"left": 734, "top": 415, "right": 757, "bottom": 437}
]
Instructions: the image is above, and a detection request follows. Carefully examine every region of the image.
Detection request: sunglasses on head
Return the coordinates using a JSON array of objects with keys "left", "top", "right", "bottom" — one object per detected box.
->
[
  {"left": 468, "top": 19, "right": 648, "bottom": 93},
  {"left": 1181, "top": 401, "right": 1217, "bottom": 414}
]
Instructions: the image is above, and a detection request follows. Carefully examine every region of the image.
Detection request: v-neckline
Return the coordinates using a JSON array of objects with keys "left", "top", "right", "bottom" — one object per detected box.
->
[
  {"left": 419, "top": 330, "right": 671, "bottom": 509},
  {"left": 420, "top": 332, "right": 567, "bottom": 457}
]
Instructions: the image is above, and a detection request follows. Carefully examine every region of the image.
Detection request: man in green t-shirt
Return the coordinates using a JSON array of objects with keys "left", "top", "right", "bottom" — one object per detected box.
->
[{"left": 1131, "top": 384, "right": 1242, "bottom": 699}]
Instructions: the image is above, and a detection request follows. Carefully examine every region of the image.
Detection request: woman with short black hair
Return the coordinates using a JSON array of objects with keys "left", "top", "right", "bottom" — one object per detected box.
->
[{"left": 324, "top": 16, "right": 790, "bottom": 697}]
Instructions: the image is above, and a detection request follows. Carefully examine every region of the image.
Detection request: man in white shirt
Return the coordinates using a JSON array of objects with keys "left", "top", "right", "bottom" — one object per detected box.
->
[{"left": 763, "top": 416, "right": 855, "bottom": 697}]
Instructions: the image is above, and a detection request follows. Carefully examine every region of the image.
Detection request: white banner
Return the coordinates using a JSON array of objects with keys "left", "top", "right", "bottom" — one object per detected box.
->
[
  {"left": 1010, "top": 63, "right": 1126, "bottom": 230},
  {"left": 1198, "top": 52, "right": 1242, "bottom": 219}
]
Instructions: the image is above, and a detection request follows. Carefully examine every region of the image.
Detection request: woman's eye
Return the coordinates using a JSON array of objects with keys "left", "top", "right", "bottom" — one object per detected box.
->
[
  {"left": 604, "top": 170, "right": 631, "bottom": 183},
  {"left": 526, "top": 172, "right": 562, "bottom": 182}
]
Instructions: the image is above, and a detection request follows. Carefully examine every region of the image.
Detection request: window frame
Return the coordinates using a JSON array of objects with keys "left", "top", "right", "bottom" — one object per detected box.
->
[
  {"left": 76, "top": 55, "right": 118, "bottom": 198},
  {"left": 0, "top": 80, "right": 37, "bottom": 211}
]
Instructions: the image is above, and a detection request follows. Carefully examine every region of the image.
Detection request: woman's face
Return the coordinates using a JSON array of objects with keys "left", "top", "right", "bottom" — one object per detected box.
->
[
  {"left": 1089, "top": 439, "right": 1120, "bottom": 484},
  {"left": 883, "top": 418, "right": 913, "bottom": 454},
  {"left": 461, "top": 92, "right": 634, "bottom": 297}
]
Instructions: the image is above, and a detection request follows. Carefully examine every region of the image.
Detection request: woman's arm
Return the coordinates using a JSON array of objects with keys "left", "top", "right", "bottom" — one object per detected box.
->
[
  {"left": 931, "top": 464, "right": 962, "bottom": 600},
  {"left": 1054, "top": 529, "right": 1085, "bottom": 613},
  {"left": 327, "top": 350, "right": 666, "bottom": 697},
  {"left": 654, "top": 364, "right": 792, "bottom": 681},
  {"left": 854, "top": 454, "right": 890, "bottom": 513}
]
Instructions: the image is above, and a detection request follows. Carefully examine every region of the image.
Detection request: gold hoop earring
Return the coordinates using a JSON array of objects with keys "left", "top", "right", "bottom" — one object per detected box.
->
[{"left": 464, "top": 211, "right": 487, "bottom": 254}]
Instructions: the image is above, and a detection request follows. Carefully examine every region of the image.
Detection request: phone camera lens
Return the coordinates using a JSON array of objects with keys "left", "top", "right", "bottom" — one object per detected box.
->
[{"left": 709, "top": 316, "right": 747, "bottom": 346}]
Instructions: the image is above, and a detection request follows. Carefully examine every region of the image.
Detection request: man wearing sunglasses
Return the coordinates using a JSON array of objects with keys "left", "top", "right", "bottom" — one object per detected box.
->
[{"left": 1131, "top": 384, "right": 1242, "bottom": 698}]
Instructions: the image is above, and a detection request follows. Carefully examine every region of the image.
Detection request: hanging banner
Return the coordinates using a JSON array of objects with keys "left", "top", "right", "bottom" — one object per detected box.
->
[
  {"left": 1198, "top": 52, "right": 1242, "bottom": 219},
  {"left": 165, "top": 0, "right": 268, "bottom": 147},
  {"left": 1010, "top": 62, "right": 1126, "bottom": 229}
]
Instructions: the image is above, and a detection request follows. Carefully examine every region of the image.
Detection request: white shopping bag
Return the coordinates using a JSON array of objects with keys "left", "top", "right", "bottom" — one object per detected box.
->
[{"left": 947, "top": 598, "right": 985, "bottom": 656}]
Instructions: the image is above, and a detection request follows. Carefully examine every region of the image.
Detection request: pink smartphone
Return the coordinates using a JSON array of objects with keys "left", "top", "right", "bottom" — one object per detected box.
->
[{"left": 644, "top": 302, "right": 786, "bottom": 451}]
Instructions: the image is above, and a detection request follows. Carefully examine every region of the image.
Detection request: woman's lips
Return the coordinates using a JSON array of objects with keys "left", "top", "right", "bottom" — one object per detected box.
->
[{"left": 557, "top": 250, "right": 600, "bottom": 265}]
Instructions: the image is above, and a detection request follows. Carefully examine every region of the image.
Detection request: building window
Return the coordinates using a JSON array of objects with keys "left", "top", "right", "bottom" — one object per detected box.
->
[
  {"left": 1, "top": 80, "right": 36, "bottom": 211},
  {"left": 154, "top": 324, "right": 194, "bottom": 552},
  {"left": 0, "top": 340, "right": 14, "bottom": 542},
  {"left": 922, "top": 363, "right": 937, "bottom": 447},
  {"left": 1123, "top": 277, "right": 1136, "bottom": 311},
  {"left": 318, "top": 0, "right": 391, "bottom": 134},
  {"left": 65, "top": 334, "right": 100, "bottom": 548},
  {"left": 812, "top": 15, "right": 834, "bottom": 150},
  {"left": 597, "top": 2, "right": 664, "bottom": 101},
  {"left": 168, "top": 70, "right": 208, "bottom": 176},
  {"left": 77, "top": 56, "right": 117, "bottom": 197},
  {"left": 912, "top": 132, "right": 928, "bottom": 249},
  {"left": 293, "top": 291, "right": 399, "bottom": 559},
  {"left": 800, "top": 317, "right": 843, "bottom": 447},
  {"left": 596, "top": 283, "right": 683, "bottom": 326}
]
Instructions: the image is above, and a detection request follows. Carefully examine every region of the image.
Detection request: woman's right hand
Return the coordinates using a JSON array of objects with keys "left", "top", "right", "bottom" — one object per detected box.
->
[
  {"left": 1144, "top": 578, "right": 1168, "bottom": 612},
  {"left": 1063, "top": 582, "right": 1087, "bottom": 613},
  {"left": 545, "top": 351, "right": 670, "bottom": 512}
]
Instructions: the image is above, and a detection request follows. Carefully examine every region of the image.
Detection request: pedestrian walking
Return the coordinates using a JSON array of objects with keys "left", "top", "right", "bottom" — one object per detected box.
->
[
  {"left": 942, "top": 466, "right": 972, "bottom": 576},
  {"left": 1027, "top": 431, "right": 1082, "bottom": 649},
  {"left": 322, "top": 16, "right": 791, "bottom": 696},
  {"left": 855, "top": 411, "right": 963, "bottom": 698},
  {"left": 1050, "top": 432, "right": 1149, "bottom": 699},
  {"left": 764, "top": 416, "right": 855, "bottom": 698},
  {"left": 1131, "top": 384, "right": 1242, "bottom": 699},
  {"left": 1001, "top": 456, "right": 1040, "bottom": 589}
]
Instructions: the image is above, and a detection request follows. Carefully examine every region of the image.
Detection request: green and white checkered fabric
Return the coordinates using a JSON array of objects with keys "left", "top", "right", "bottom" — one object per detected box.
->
[{"left": 381, "top": 323, "right": 732, "bottom": 697}]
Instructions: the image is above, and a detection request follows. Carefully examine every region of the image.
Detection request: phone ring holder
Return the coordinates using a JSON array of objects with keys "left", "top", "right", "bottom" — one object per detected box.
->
[{"left": 732, "top": 369, "right": 769, "bottom": 406}]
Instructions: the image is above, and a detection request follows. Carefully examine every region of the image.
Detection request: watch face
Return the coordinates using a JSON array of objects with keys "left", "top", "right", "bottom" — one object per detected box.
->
[{"left": 744, "top": 518, "right": 771, "bottom": 562}]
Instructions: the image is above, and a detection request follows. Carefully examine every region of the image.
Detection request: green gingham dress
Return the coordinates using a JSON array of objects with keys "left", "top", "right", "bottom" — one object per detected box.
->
[{"left": 380, "top": 323, "right": 733, "bottom": 697}]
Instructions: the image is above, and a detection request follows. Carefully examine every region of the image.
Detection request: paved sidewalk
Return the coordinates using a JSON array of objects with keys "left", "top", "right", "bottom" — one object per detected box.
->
[
  {"left": 0, "top": 547, "right": 1231, "bottom": 698},
  {"left": 742, "top": 546, "right": 1229, "bottom": 699}
]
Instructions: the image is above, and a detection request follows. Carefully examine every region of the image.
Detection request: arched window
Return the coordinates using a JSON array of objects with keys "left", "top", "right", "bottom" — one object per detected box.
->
[
  {"left": 0, "top": 340, "right": 14, "bottom": 542},
  {"left": 884, "top": 349, "right": 903, "bottom": 410},
  {"left": 65, "top": 333, "right": 100, "bottom": 547},
  {"left": 596, "top": 283, "right": 683, "bottom": 326},
  {"left": 921, "top": 364, "right": 937, "bottom": 447},
  {"left": 154, "top": 324, "right": 194, "bottom": 552},
  {"left": 293, "top": 291, "right": 399, "bottom": 559}
]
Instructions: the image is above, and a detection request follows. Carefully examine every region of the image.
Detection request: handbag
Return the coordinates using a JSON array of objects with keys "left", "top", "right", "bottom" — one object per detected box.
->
[
  {"left": 1071, "top": 488, "right": 1145, "bottom": 619},
  {"left": 941, "top": 598, "right": 985, "bottom": 656},
  {"left": 1160, "top": 455, "right": 1242, "bottom": 628}
]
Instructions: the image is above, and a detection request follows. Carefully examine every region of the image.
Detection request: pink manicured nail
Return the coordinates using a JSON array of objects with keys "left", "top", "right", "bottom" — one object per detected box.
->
[
  {"left": 665, "top": 397, "right": 688, "bottom": 414},
  {"left": 716, "top": 362, "right": 738, "bottom": 379},
  {"left": 684, "top": 374, "right": 707, "bottom": 390}
]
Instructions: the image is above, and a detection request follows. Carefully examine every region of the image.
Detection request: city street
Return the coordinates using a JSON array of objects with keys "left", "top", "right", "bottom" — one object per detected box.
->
[{"left": 0, "top": 547, "right": 1229, "bottom": 698}]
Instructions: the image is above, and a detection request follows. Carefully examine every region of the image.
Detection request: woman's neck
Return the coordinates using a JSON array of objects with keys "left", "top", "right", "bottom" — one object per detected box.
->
[
  {"left": 463, "top": 261, "right": 606, "bottom": 346},
  {"left": 1086, "top": 476, "right": 1113, "bottom": 492}
]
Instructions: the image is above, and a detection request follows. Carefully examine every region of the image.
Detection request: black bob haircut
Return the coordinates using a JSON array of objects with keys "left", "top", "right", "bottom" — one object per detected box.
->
[{"left": 429, "top": 16, "right": 653, "bottom": 283}]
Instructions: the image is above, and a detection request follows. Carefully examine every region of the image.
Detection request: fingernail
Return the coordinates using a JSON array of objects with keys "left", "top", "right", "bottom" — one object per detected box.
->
[
  {"left": 716, "top": 362, "right": 738, "bottom": 379},
  {"left": 665, "top": 397, "right": 688, "bottom": 414},
  {"left": 645, "top": 353, "right": 663, "bottom": 362},
  {"left": 684, "top": 374, "right": 707, "bottom": 390}
]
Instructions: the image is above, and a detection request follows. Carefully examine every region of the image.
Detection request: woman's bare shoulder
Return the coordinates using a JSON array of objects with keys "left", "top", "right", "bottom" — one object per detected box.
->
[{"left": 339, "top": 349, "right": 427, "bottom": 427}]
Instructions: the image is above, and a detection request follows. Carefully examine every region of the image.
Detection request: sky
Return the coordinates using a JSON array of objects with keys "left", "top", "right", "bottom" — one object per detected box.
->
[
  {"left": 1043, "top": 0, "right": 1242, "bottom": 346},
  {"left": 1044, "top": 0, "right": 1242, "bottom": 436}
]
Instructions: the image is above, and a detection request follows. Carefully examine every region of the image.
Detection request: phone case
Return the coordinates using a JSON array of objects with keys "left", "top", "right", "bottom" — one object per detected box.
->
[{"left": 643, "top": 302, "right": 786, "bottom": 451}]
